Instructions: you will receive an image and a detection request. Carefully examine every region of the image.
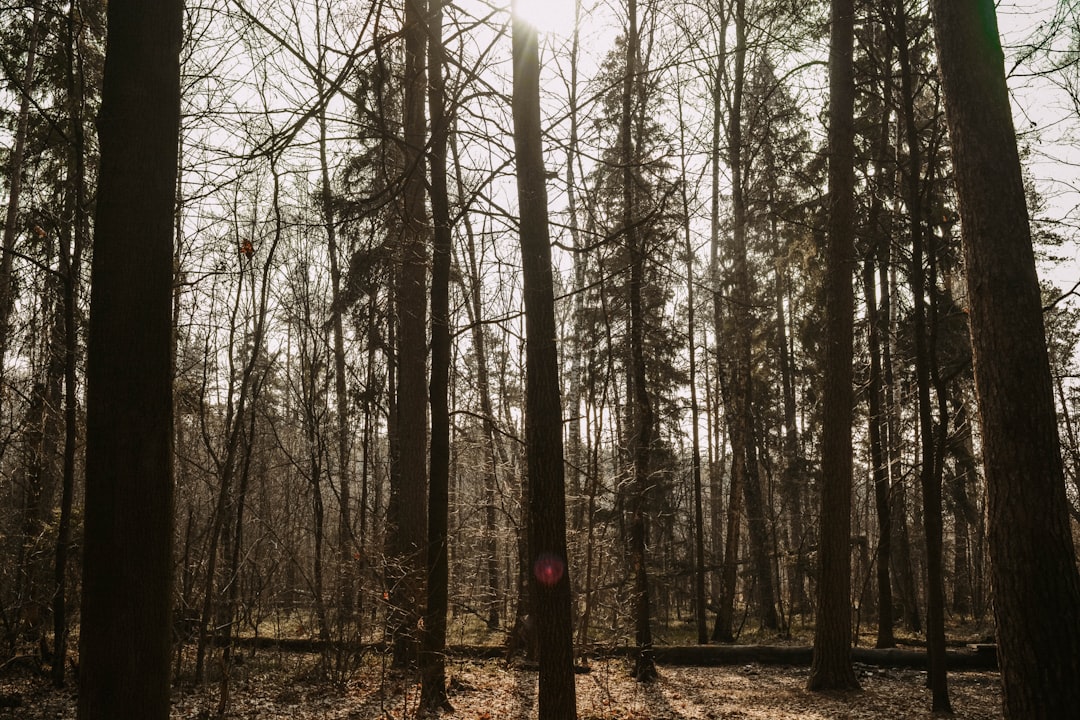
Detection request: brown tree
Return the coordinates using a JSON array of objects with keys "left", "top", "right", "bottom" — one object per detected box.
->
[
  {"left": 807, "top": 0, "right": 859, "bottom": 692},
  {"left": 512, "top": 2, "right": 578, "bottom": 716},
  {"left": 386, "top": 0, "right": 429, "bottom": 667},
  {"left": 421, "top": 0, "right": 452, "bottom": 709},
  {"left": 930, "top": 1, "right": 1080, "bottom": 717},
  {"left": 76, "top": 0, "right": 181, "bottom": 715}
]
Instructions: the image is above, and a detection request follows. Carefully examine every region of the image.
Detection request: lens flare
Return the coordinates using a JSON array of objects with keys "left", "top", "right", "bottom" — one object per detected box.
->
[{"left": 533, "top": 553, "right": 566, "bottom": 587}]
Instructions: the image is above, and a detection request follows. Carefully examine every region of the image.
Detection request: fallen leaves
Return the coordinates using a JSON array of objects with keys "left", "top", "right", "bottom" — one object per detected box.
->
[{"left": 0, "top": 655, "right": 1003, "bottom": 719}]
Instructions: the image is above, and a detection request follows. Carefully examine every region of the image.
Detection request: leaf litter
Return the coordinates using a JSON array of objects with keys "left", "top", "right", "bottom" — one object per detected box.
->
[{"left": 0, "top": 655, "right": 1003, "bottom": 719}]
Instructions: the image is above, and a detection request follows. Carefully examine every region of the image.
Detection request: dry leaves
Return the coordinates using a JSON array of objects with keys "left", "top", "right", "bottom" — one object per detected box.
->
[{"left": 0, "top": 656, "right": 1003, "bottom": 719}]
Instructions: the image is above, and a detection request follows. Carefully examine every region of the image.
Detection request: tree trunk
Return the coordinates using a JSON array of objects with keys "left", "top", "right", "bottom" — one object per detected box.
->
[
  {"left": 676, "top": 69, "right": 709, "bottom": 647},
  {"left": 620, "top": 0, "right": 658, "bottom": 682},
  {"left": 76, "top": 0, "right": 181, "bottom": 715},
  {"left": 930, "top": 2, "right": 1080, "bottom": 716},
  {"left": 511, "top": 4, "right": 578, "bottom": 716},
  {"left": 894, "top": 0, "right": 950, "bottom": 707},
  {"left": 863, "top": 21, "right": 894, "bottom": 650},
  {"left": 807, "top": 0, "right": 858, "bottom": 692},
  {"left": 422, "top": 0, "right": 451, "bottom": 708},
  {"left": 728, "top": 0, "right": 778, "bottom": 633},
  {"left": 316, "top": 81, "right": 355, "bottom": 632},
  {"left": 386, "top": 0, "right": 429, "bottom": 668},
  {"left": 53, "top": 0, "right": 88, "bottom": 683}
]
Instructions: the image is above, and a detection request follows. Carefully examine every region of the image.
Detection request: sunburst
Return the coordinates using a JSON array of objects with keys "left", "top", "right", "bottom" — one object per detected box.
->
[{"left": 513, "top": 0, "right": 580, "bottom": 36}]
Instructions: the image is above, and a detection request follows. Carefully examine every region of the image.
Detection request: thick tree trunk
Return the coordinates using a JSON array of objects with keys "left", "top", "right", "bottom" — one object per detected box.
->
[
  {"left": 76, "top": 0, "right": 181, "bottom": 716},
  {"left": 386, "top": 0, "right": 428, "bottom": 668},
  {"left": 807, "top": 0, "right": 858, "bottom": 692},
  {"left": 511, "top": 4, "right": 578, "bottom": 716},
  {"left": 930, "top": 2, "right": 1080, "bottom": 717}
]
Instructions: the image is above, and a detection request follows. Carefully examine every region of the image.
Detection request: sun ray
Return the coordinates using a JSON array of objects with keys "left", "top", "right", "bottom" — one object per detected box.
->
[{"left": 514, "top": 0, "right": 578, "bottom": 36}]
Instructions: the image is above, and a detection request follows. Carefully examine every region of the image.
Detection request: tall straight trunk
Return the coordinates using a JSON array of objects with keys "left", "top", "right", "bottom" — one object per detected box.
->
[
  {"left": 563, "top": 0, "right": 587, "bottom": 538},
  {"left": 950, "top": 396, "right": 977, "bottom": 618},
  {"left": 728, "top": 0, "right": 778, "bottom": 632},
  {"left": 77, "top": 0, "right": 181, "bottom": 715},
  {"left": 511, "top": 4, "right": 578, "bottom": 716},
  {"left": 774, "top": 234, "right": 804, "bottom": 620},
  {"left": 864, "top": 25, "right": 895, "bottom": 649},
  {"left": 864, "top": 252, "right": 894, "bottom": 648},
  {"left": 317, "top": 87, "right": 354, "bottom": 629},
  {"left": 707, "top": 5, "right": 741, "bottom": 640},
  {"left": 712, "top": 430, "right": 742, "bottom": 643},
  {"left": 421, "top": 0, "right": 451, "bottom": 708},
  {"left": 620, "top": 0, "right": 657, "bottom": 681},
  {"left": 883, "top": 250, "right": 921, "bottom": 634},
  {"left": 676, "top": 69, "right": 708, "bottom": 646},
  {"left": 452, "top": 174, "right": 505, "bottom": 628},
  {"left": 931, "top": 3, "right": 1080, "bottom": 717},
  {"left": 893, "top": 1, "right": 949, "bottom": 708},
  {"left": 53, "top": 0, "right": 88, "bottom": 683},
  {"left": 386, "top": 0, "right": 428, "bottom": 667},
  {"left": 807, "top": 0, "right": 858, "bottom": 691}
]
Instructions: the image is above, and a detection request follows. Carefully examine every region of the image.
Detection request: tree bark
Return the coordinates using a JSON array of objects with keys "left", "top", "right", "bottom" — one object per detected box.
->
[
  {"left": 76, "top": 0, "right": 181, "bottom": 715},
  {"left": 728, "top": 0, "right": 778, "bottom": 633},
  {"left": 53, "top": 0, "right": 88, "bottom": 683},
  {"left": 893, "top": 0, "right": 950, "bottom": 708},
  {"left": 512, "top": 4, "right": 578, "bottom": 716},
  {"left": 619, "top": 0, "right": 658, "bottom": 682},
  {"left": 422, "top": 0, "right": 451, "bottom": 708},
  {"left": 386, "top": 0, "right": 429, "bottom": 668},
  {"left": 930, "top": 2, "right": 1080, "bottom": 717},
  {"left": 807, "top": 0, "right": 859, "bottom": 692}
]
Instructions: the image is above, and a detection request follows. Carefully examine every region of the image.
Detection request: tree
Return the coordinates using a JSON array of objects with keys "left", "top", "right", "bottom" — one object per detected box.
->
[
  {"left": 421, "top": 0, "right": 452, "bottom": 708},
  {"left": 892, "top": 0, "right": 950, "bottom": 709},
  {"left": 929, "top": 1, "right": 1080, "bottom": 717},
  {"left": 385, "top": 0, "right": 429, "bottom": 667},
  {"left": 76, "top": 0, "right": 181, "bottom": 716},
  {"left": 619, "top": 0, "right": 659, "bottom": 682},
  {"left": 512, "top": 2, "right": 578, "bottom": 716},
  {"left": 807, "top": 0, "right": 859, "bottom": 692}
]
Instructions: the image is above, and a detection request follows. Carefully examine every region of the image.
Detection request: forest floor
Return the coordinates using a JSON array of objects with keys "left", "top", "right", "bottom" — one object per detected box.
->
[{"left": 0, "top": 651, "right": 1003, "bottom": 719}]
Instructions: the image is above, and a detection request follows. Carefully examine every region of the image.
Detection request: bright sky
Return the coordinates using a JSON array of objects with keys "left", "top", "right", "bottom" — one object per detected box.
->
[
  {"left": 998, "top": 2, "right": 1080, "bottom": 293},
  {"left": 513, "top": 0, "right": 580, "bottom": 36}
]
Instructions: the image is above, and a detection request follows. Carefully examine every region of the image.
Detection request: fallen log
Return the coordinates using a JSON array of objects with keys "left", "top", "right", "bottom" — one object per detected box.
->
[
  {"left": 206, "top": 637, "right": 997, "bottom": 671},
  {"left": 647, "top": 645, "right": 996, "bottom": 670}
]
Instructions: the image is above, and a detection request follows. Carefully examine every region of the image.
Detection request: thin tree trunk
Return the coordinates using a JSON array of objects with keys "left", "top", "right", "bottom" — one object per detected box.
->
[
  {"left": 422, "top": 0, "right": 451, "bottom": 707},
  {"left": 864, "top": 25, "right": 895, "bottom": 649},
  {"left": 317, "top": 82, "right": 355, "bottom": 632},
  {"left": 52, "top": 0, "right": 88, "bottom": 683},
  {"left": 894, "top": 0, "right": 949, "bottom": 707},
  {"left": 620, "top": 0, "right": 658, "bottom": 682},
  {"left": 728, "top": 0, "right": 778, "bottom": 633},
  {"left": 676, "top": 67, "right": 708, "bottom": 646}
]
